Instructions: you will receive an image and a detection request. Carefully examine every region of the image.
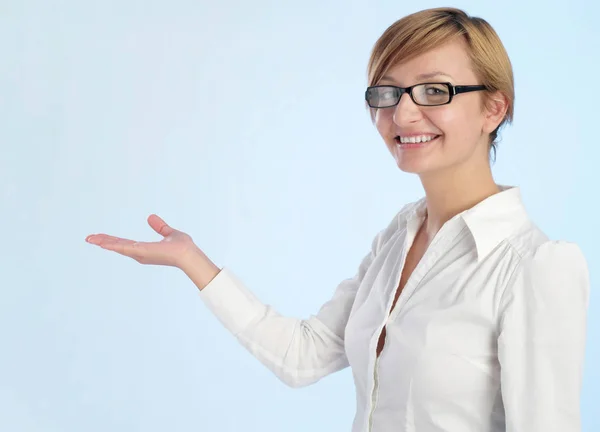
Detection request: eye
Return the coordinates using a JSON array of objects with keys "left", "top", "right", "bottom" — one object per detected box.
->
[
  {"left": 424, "top": 84, "right": 448, "bottom": 95},
  {"left": 379, "top": 88, "right": 397, "bottom": 100}
]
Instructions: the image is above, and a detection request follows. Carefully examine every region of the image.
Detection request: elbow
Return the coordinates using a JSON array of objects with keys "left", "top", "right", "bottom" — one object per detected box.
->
[
  {"left": 271, "top": 357, "right": 347, "bottom": 388},
  {"left": 272, "top": 334, "right": 348, "bottom": 388},
  {"left": 274, "top": 370, "right": 320, "bottom": 389}
]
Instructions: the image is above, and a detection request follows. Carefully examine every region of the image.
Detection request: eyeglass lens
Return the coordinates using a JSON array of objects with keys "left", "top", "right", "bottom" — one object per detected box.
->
[{"left": 367, "top": 83, "right": 450, "bottom": 107}]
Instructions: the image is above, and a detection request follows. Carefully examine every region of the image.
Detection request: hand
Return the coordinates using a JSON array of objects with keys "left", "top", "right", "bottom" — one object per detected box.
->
[{"left": 85, "top": 214, "right": 199, "bottom": 269}]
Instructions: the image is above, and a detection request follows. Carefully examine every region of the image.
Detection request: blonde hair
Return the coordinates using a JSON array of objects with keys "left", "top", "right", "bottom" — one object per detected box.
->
[{"left": 366, "top": 7, "right": 514, "bottom": 158}]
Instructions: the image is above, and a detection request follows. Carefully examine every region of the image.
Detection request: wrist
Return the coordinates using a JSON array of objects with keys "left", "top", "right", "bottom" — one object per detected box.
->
[{"left": 179, "top": 246, "right": 221, "bottom": 291}]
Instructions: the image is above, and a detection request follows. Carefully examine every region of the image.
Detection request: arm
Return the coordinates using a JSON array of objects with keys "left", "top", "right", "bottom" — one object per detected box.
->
[
  {"left": 86, "top": 209, "right": 401, "bottom": 388},
  {"left": 498, "top": 241, "right": 590, "bottom": 431},
  {"left": 184, "top": 221, "right": 397, "bottom": 388}
]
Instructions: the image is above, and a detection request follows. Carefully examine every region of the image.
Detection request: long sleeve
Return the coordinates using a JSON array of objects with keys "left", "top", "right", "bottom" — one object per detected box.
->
[
  {"left": 198, "top": 215, "right": 400, "bottom": 388},
  {"left": 498, "top": 240, "right": 590, "bottom": 431}
]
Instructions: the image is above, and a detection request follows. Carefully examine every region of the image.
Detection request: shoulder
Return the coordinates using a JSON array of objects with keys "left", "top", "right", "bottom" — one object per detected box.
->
[
  {"left": 520, "top": 240, "right": 588, "bottom": 290},
  {"left": 506, "top": 215, "right": 589, "bottom": 285},
  {"left": 501, "top": 239, "right": 590, "bottom": 313}
]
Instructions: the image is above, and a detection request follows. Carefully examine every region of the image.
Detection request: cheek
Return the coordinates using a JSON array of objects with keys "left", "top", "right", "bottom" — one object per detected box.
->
[
  {"left": 428, "top": 105, "right": 481, "bottom": 139},
  {"left": 428, "top": 109, "right": 460, "bottom": 134},
  {"left": 374, "top": 109, "right": 393, "bottom": 137}
]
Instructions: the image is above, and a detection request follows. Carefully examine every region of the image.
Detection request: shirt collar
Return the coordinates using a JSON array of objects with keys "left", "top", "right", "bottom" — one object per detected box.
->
[{"left": 403, "top": 185, "right": 529, "bottom": 261}]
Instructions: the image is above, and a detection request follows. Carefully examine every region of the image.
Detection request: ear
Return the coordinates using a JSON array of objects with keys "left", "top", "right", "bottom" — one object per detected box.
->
[{"left": 482, "top": 91, "right": 508, "bottom": 134}]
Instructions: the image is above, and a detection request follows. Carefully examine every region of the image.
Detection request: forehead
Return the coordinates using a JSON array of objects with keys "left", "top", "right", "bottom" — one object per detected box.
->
[{"left": 381, "top": 38, "right": 477, "bottom": 85}]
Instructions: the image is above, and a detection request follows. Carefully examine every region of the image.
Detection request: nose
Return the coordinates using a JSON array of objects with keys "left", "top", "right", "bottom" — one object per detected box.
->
[{"left": 392, "top": 92, "right": 422, "bottom": 127}]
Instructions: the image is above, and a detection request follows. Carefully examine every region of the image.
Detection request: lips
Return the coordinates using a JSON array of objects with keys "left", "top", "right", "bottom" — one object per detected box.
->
[
  {"left": 395, "top": 134, "right": 440, "bottom": 144},
  {"left": 394, "top": 135, "right": 440, "bottom": 146}
]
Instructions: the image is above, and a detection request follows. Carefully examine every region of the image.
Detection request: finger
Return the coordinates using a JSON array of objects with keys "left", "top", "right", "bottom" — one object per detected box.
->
[
  {"left": 86, "top": 234, "right": 130, "bottom": 245},
  {"left": 147, "top": 214, "right": 175, "bottom": 237},
  {"left": 89, "top": 235, "right": 137, "bottom": 248},
  {"left": 96, "top": 237, "right": 146, "bottom": 258},
  {"left": 87, "top": 233, "right": 160, "bottom": 261}
]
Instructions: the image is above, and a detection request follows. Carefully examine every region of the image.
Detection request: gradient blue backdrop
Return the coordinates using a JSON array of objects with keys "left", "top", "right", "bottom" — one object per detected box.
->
[{"left": 1, "top": 0, "right": 598, "bottom": 430}]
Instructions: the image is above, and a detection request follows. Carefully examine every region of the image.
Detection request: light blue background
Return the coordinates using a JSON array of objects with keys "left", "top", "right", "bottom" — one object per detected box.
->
[{"left": 1, "top": 0, "right": 598, "bottom": 430}]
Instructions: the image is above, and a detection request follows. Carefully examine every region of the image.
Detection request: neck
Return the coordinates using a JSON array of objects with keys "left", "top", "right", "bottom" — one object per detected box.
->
[{"left": 418, "top": 159, "right": 500, "bottom": 238}]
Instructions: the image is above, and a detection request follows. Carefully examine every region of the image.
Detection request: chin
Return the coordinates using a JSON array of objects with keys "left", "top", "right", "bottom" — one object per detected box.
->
[
  {"left": 388, "top": 139, "right": 442, "bottom": 175},
  {"left": 394, "top": 159, "right": 434, "bottom": 174}
]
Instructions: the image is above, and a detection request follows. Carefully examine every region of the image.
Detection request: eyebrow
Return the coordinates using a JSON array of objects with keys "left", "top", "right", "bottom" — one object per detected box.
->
[{"left": 380, "top": 71, "right": 454, "bottom": 84}]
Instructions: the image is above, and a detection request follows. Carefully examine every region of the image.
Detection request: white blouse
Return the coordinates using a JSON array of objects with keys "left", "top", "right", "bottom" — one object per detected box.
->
[{"left": 199, "top": 186, "right": 590, "bottom": 432}]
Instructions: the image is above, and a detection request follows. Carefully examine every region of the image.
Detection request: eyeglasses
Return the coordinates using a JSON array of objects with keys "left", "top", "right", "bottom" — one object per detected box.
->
[{"left": 365, "top": 82, "right": 487, "bottom": 108}]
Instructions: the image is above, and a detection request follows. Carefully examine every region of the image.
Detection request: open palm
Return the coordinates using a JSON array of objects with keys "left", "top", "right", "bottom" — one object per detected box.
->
[{"left": 85, "top": 214, "right": 196, "bottom": 267}]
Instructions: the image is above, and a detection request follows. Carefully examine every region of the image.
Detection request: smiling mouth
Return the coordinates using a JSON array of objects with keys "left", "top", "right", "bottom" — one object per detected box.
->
[{"left": 394, "top": 135, "right": 440, "bottom": 147}]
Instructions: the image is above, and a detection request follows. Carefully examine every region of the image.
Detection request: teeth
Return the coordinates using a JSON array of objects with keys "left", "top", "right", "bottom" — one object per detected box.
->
[{"left": 398, "top": 135, "right": 437, "bottom": 144}]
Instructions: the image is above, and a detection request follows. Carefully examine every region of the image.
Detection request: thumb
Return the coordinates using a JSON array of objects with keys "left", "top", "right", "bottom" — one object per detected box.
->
[{"left": 147, "top": 214, "right": 176, "bottom": 237}]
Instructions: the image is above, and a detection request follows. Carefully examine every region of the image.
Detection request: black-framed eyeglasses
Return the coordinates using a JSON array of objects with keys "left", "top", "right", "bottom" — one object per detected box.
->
[{"left": 365, "top": 82, "right": 487, "bottom": 108}]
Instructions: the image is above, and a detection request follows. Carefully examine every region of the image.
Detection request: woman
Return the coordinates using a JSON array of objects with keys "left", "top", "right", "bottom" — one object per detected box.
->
[{"left": 85, "top": 7, "right": 590, "bottom": 432}]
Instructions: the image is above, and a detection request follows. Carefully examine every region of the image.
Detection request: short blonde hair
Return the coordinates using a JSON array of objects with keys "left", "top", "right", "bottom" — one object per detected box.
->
[{"left": 366, "top": 7, "right": 514, "bottom": 157}]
